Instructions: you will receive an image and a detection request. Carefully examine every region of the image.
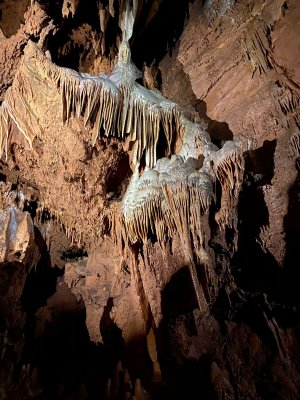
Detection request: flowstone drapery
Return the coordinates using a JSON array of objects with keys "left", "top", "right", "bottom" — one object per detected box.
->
[{"left": 0, "top": 0, "right": 245, "bottom": 313}]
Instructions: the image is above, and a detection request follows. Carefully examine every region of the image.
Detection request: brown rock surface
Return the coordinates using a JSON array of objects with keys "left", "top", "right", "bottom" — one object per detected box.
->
[
  {"left": 0, "top": 3, "right": 53, "bottom": 101},
  {"left": 172, "top": 0, "right": 300, "bottom": 266},
  {"left": 0, "top": 1, "right": 300, "bottom": 399}
]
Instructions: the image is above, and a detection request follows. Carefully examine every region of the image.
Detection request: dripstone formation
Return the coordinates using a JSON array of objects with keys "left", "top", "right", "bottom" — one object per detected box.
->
[{"left": 0, "top": 0, "right": 299, "bottom": 399}]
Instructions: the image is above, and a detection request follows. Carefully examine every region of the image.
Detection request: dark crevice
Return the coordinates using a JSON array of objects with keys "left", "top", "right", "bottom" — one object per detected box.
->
[
  {"left": 61, "top": 248, "right": 88, "bottom": 260},
  {"left": 47, "top": 0, "right": 104, "bottom": 70},
  {"left": 194, "top": 100, "right": 234, "bottom": 146},
  {"left": 161, "top": 267, "right": 198, "bottom": 318},
  {"left": 131, "top": 0, "right": 191, "bottom": 67},
  {"left": 105, "top": 150, "right": 130, "bottom": 199},
  {"left": 159, "top": 273, "right": 218, "bottom": 400},
  {"left": 233, "top": 140, "right": 280, "bottom": 298},
  {"left": 100, "top": 297, "right": 125, "bottom": 373},
  {"left": 21, "top": 229, "right": 58, "bottom": 314},
  {"left": 283, "top": 163, "right": 300, "bottom": 302}
]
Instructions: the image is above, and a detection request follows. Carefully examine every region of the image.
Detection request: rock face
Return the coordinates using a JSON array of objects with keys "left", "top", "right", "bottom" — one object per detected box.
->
[
  {"left": 0, "top": 1, "right": 300, "bottom": 399},
  {"left": 175, "top": 0, "right": 300, "bottom": 267}
]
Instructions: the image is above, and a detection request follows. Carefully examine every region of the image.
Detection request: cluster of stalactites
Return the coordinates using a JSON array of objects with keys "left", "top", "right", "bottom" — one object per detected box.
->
[
  {"left": 122, "top": 154, "right": 214, "bottom": 246},
  {"left": 121, "top": 127, "right": 219, "bottom": 314},
  {"left": 24, "top": 40, "right": 122, "bottom": 145},
  {"left": 289, "top": 130, "right": 300, "bottom": 159},
  {"left": 122, "top": 106, "right": 245, "bottom": 246},
  {"left": 209, "top": 141, "right": 245, "bottom": 230},
  {"left": 109, "top": 39, "right": 180, "bottom": 167},
  {"left": 0, "top": 33, "right": 181, "bottom": 169},
  {"left": 0, "top": 0, "right": 184, "bottom": 168},
  {"left": 121, "top": 127, "right": 244, "bottom": 314}
]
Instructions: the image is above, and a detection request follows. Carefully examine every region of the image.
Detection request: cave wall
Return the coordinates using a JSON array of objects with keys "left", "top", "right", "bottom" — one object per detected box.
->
[
  {"left": 0, "top": 0, "right": 300, "bottom": 399},
  {"left": 161, "top": 0, "right": 300, "bottom": 267}
]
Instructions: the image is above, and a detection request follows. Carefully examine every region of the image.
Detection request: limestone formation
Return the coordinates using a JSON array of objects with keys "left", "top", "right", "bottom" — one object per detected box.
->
[
  {"left": 0, "top": 0, "right": 245, "bottom": 312},
  {"left": 1, "top": 0, "right": 298, "bottom": 399},
  {"left": 0, "top": 0, "right": 180, "bottom": 169}
]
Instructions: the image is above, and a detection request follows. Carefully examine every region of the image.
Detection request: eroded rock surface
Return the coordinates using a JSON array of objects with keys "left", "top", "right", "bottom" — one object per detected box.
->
[{"left": 0, "top": 0, "right": 300, "bottom": 399}]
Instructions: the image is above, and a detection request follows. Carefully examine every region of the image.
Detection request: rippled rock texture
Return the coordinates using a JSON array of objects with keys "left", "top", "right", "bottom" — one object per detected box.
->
[{"left": 0, "top": 0, "right": 299, "bottom": 399}]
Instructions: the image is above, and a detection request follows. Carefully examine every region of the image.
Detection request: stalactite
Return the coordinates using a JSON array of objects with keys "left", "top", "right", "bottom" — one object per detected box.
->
[
  {"left": 62, "top": 0, "right": 80, "bottom": 18},
  {"left": 122, "top": 168, "right": 164, "bottom": 244},
  {"left": 121, "top": 107, "right": 245, "bottom": 311},
  {"left": 243, "top": 19, "right": 270, "bottom": 76},
  {"left": 188, "top": 170, "right": 213, "bottom": 263},
  {"left": 271, "top": 82, "right": 300, "bottom": 130},
  {"left": 289, "top": 130, "right": 300, "bottom": 158},
  {"left": 210, "top": 141, "right": 244, "bottom": 232},
  {"left": 110, "top": 39, "right": 180, "bottom": 168},
  {"left": 0, "top": 102, "right": 10, "bottom": 160}
]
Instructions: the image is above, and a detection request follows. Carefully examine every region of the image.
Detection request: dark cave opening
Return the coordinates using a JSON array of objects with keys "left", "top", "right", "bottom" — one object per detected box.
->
[
  {"left": 24, "top": 198, "right": 38, "bottom": 220},
  {"left": 131, "top": 0, "right": 191, "bottom": 68},
  {"left": 165, "top": 357, "right": 217, "bottom": 400},
  {"left": 61, "top": 247, "right": 88, "bottom": 260},
  {"left": 45, "top": 0, "right": 192, "bottom": 73},
  {"left": 33, "top": 306, "right": 91, "bottom": 398},
  {"left": 20, "top": 264, "right": 126, "bottom": 399},
  {"left": 47, "top": 0, "right": 122, "bottom": 70},
  {"left": 156, "top": 123, "right": 172, "bottom": 160},
  {"left": 100, "top": 297, "right": 125, "bottom": 373}
]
